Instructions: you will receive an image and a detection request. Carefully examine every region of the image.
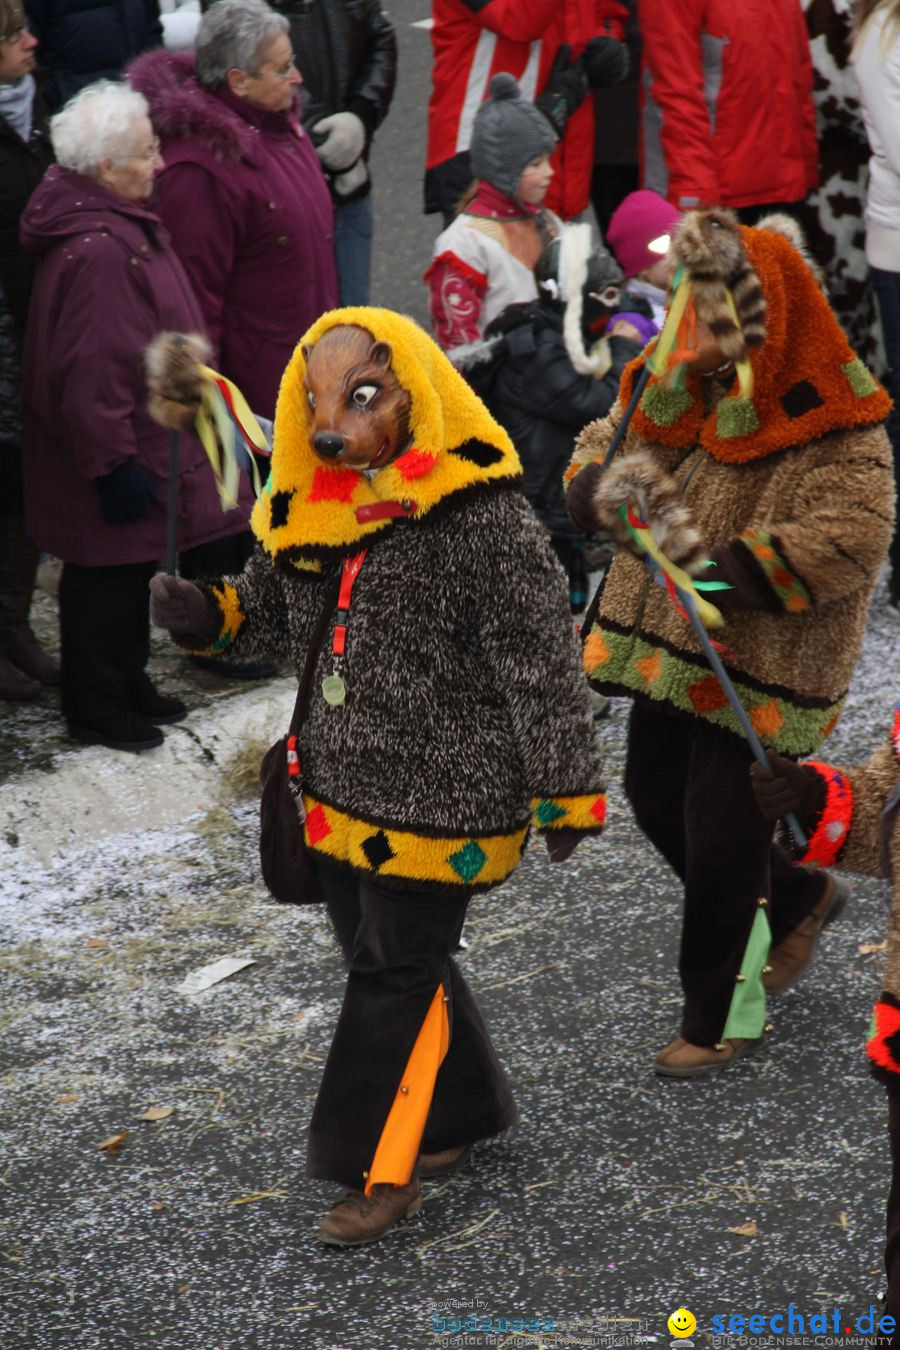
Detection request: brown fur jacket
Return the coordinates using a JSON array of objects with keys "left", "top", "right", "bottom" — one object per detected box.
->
[{"left": 567, "top": 398, "right": 894, "bottom": 755}]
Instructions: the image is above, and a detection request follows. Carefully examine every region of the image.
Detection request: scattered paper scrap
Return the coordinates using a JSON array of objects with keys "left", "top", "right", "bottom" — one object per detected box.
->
[
  {"left": 839, "top": 1211, "right": 849, "bottom": 1229},
  {"left": 97, "top": 1132, "right": 131, "bottom": 1154},
  {"left": 859, "top": 941, "right": 887, "bottom": 956},
  {"left": 175, "top": 956, "right": 256, "bottom": 997},
  {"left": 151, "top": 1200, "right": 166, "bottom": 1212},
  {"left": 728, "top": 1221, "right": 758, "bottom": 1237},
  {"left": 136, "top": 1106, "right": 174, "bottom": 1122},
  {"left": 55, "top": 1093, "right": 79, "bottom": 1105}
]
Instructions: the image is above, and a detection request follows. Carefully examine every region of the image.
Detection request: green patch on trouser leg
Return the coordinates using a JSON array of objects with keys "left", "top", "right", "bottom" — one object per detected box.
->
[{"left": 721, "top": 906, "right": 772, "bottom": 1041}]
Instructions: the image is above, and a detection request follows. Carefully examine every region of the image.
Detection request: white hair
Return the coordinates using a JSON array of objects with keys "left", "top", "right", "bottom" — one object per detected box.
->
[
  {"left": 195, "top": 0, "right": 288, "bottom": 87},
  {"left": 50, "top": 80, "right": 151, "bottom": 175}
]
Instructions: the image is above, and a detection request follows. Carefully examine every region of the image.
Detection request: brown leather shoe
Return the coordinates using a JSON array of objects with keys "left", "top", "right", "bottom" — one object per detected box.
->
[
  {"left": 654, "top": 1035, "right": 762, "bottom": 1078},
  {"left": 417, "top": 1144, "right": 471, "bottom": 1179},
  {"left": 318, "top": 1179, "right": 421, "bottom": 1248},
  {"left": 764, "top": 874, "right": 850, "bottom": 994}
]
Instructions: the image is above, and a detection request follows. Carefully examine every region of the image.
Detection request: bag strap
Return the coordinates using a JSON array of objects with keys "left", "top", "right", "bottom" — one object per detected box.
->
[{"left": 287, "top": 571, "right": 342, "bottom": 738}]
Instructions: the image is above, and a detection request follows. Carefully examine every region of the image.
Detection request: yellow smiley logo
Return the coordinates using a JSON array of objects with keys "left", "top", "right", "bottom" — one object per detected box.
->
[{"left": 667, "top": 1308, "right": 697, "bottom": 1339}]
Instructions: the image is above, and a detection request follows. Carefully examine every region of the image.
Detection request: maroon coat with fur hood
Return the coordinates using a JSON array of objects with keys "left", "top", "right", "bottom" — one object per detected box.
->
[
  {"left": 129, "top": 49, "right": 338, "bottom": 418},
  {"left": 20, "top": 166, "right": 254, "bottom": 567}
]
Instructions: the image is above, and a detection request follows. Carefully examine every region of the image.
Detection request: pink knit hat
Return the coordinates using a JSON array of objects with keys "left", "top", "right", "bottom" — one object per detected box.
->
[{"left": 606, "top": 190, "right": 682, "bottom": 278}]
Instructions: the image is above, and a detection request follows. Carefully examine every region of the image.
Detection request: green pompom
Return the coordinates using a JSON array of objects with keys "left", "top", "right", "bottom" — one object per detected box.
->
[
  {"left": 640, "top": 381, "right": 693, "bottom": 427},
  {"left": 842, "top": 358, "right": 878, "bottom": 399},
  {"left": 716, "top": 396, "right": 759, "bottom": 439}
]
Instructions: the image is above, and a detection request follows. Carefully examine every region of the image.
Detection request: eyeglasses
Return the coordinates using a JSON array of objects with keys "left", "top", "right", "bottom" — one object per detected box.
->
[
  {"left": 122, "top": 136, "right": 161, "bottom": 163},
  {"left": 254, "top": 54, "right": 298, "bottom": 81},
  {"left": 0, "top": 24, "right": 28, "bottom": 44}
]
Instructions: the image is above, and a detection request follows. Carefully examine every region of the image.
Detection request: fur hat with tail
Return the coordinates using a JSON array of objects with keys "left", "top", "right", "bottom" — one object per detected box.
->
[
  {"left": 145, "top": 331, "right": 212, "bottom": 431},
  {"left": 590, "top": 450, "right": 709, "bottom": 575},
  {"left": 672, "top": 208, "right": 766, "bottom": 367}
]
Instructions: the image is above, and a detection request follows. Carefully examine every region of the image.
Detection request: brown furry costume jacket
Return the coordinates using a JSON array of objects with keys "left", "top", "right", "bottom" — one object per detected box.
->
[{"left": 565, "top": 212, "right": 895, "bottom": 756}]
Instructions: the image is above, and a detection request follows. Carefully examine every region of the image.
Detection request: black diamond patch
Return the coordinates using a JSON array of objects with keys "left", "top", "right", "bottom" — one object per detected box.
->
[
  {"left": 362, "top": 829, "right": 395, "bottom": 870},
  {"left": 781, "top": 380, "right": 824, "bottom": 419},
  {"left": 269, "top": 490, "right": 293, "bottom": 529},
  {"left": 450, "top": 438, "right": 505, "bottom": 468}
]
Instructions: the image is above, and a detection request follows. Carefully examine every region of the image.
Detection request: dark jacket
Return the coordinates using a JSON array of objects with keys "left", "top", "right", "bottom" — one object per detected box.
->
[
  {"left": 0, "top": 80, "right": 53, "bottom": 346},
  {"left": 129, "top": 49, "right": 338, "bottom": 419},
  {"left": 456, "top": 302, "right": 641, "bottom": 538},
  {"left": 20, "top": 166, "right": 254, "bottom": 566},
  {"left": 24, "top": 0, "right": 162, "bottom": 109}
]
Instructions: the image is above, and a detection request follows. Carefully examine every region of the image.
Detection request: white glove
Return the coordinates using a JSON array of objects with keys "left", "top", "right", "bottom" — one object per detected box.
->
[
  {"left": 333, "top": 158, "right": 369, "bottom": 197},
  {"left": 312, "top": 111, "right": 366, "bottom": 171}
]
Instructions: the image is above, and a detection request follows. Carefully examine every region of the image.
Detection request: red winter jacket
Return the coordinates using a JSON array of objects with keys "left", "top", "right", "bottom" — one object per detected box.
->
[
  {"left": 639, "top": 0, "right": 818, "bottom": 211},
  {"left": 426, "top": 0, "right": 627, "bottom": 222}
]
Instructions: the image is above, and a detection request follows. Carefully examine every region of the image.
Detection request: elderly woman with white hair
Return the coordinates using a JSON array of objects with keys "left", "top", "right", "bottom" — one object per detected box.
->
[{"left": 19, "top": 79, "right": 255, "bottom": 752}]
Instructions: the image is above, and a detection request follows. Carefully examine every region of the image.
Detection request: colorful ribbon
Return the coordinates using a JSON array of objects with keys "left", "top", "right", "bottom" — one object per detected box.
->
[{"left": 194, "top": 365, "right": 270, "bottom": 507}]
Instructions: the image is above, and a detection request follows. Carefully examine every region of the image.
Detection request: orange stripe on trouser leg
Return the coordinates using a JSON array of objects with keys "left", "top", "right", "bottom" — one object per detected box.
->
[{"left": 364, "top": 984, "right": 450, "bottom": 1196}]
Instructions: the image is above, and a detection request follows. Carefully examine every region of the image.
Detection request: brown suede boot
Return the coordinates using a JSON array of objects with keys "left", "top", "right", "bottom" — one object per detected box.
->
[
  {"left": 0, "top": 519, "right": 59, "bottom": 686},
  {"left": 763, "top": 873, "right": 850, "bottom": 994},
  {"left": 318, "top": 1179, "right": 422, "bottom": 1247},
  {"left": 6, "top": 628, "right": 59, "bottom": 685},
  {"left": 654, "top": 1035, "right": 762, "bottom": 1078},
  {"left": 417, "top": 1144, "right": 471, "bottom": 1179},
  {"left": 0, "top": 652, "right": 40, "bottom": 700}
]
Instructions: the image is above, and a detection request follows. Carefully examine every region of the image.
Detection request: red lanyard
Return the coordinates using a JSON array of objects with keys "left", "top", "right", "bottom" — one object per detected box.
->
[{"left": 332, "top": 549, "right": 367, "bottom": 657}]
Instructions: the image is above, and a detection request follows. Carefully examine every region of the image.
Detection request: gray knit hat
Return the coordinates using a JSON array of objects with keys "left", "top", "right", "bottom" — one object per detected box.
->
[{"left": 469, "top": 72, "right": 557, "bottom": 199}]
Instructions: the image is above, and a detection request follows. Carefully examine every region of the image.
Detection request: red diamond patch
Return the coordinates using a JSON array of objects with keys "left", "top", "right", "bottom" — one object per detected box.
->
[
  {"left": 305, "top": 803, "right": 332, "bottom": 844},
  {"left": 309, "top": 465, "right": 358, "bottom": 504}
]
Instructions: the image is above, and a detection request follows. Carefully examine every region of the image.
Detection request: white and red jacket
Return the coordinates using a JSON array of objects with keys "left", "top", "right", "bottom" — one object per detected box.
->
[
  {"left": 640, "top": 0, "right": 818, "bottom": 211},
  {"left": 426, "top": 0, "right": 627, "bottom": 222}
]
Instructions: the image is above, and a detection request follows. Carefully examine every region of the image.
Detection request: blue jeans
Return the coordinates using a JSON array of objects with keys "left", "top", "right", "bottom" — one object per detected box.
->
[
  {"left": 334, "top": 191, "right": 373, "bottom": 307},
  {"left": 870, "top": 266, "right": 900, "bottom": 586}
]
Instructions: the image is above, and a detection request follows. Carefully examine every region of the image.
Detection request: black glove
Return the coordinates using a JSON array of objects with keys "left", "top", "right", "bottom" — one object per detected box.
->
[
  {"left": 149, "top": 573, "right": 213, "bottom": 636},
  {"left": 535, "top": 43, "right": 589, "bottom": 138},
  {"left": 96, "top": 460, "right": 156, "bottom": 525},
  {"left": 582, "top": 36, "right": 629, "bottom": 89},
  {"left": 749, "top": 751, "right": 824, "bottom": 823},
  {"left": 565, "top": 461, "right": 605, "bottom": 533},
  {"left": 544, "top": 827, "right": 587, "bottom": 864}
]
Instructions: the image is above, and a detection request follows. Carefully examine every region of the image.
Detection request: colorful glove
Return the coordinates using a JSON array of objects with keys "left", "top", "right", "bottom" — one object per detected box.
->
[
  {"left": 749, "top": 751, "right": 823, "bottom": 823},
  {"left": 312, "top": 111, "right": 366, "bottom": 172},
  {"left": 566, "top": 461, "right": 605, "bottom": 533},
  {"left": 96, "top": 460, "right": 156, "bottom": 525},
  {"left": 535, "top": 43, "right": 589, "bottom": 137},
  {"left": 544, "top": 827, "right": 586, "bottom": 863},
  {"left": 149, "top": 573, "right": 212, "bottom": 636},
  {"left": 582, "top": 36, "right": 629, "bottom": 89}
]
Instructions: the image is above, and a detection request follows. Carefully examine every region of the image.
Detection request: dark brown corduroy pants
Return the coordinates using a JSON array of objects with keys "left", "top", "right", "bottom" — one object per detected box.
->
[
  {"left": 625, "top": 700, "right": 827, "bottom": 1045},
  {"left": 306, "top": 859, "right": 517, "bottom": 1190}
]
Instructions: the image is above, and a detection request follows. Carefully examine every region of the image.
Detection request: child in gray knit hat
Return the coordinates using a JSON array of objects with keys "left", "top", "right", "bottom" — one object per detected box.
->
[{"left": 425, "top": 72, "right": 562, "bottom": 351}]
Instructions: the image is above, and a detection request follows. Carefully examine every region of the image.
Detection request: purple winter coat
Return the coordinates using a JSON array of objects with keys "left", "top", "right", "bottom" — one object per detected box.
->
[
  {"left": 20, "top": 165, "right": 255, "bottom": 567},
  {"left": 129, "top": 50, "right": 339, "bottom": 418}
]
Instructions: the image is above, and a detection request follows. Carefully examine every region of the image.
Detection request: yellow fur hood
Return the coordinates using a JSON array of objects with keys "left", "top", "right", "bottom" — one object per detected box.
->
[{"left": 250, "top": 307, "right": 522, "bottom": 567}]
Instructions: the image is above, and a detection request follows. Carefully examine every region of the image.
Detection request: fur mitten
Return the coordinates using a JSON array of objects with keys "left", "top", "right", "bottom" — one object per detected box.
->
[
  {"left": 587, "top": 451, "right": 708, "bottom": 574},
  {"left": 145, "top": 332, "right": 212, "bottom": 432}
]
